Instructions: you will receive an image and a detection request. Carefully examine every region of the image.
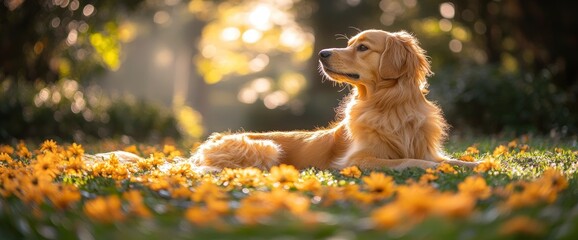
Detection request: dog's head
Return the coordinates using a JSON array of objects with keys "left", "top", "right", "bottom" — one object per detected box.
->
[{"left": 319, "top": 30, "right": 432, "bottom": 94}]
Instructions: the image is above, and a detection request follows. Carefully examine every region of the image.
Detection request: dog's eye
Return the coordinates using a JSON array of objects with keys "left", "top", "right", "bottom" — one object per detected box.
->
[{"left": 357, "top": 44, "right": 369, "bottom": 52}]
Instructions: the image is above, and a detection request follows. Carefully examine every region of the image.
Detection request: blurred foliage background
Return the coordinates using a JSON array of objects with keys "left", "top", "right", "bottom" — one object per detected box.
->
[{"left": 1, "top": 0, "right": 577, "bottom": 144}]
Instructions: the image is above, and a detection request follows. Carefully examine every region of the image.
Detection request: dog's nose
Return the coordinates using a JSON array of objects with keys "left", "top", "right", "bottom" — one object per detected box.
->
[{"left": 319, "top": 50, "right": 332, "bottom": 58}]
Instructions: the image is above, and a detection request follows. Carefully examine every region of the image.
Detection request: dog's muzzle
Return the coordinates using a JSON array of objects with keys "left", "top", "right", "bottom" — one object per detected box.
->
[
  {"left": 319, "top": 50, "right": 332, "bottom": 59},
  {"left": 318, "top": 49, "right": 360, "bottom": 80}
]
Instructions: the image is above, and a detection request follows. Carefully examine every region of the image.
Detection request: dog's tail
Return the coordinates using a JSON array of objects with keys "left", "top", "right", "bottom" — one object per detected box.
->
[
  {"left": 82, "top": 133, "right": 282, "bottom": 173},
  {"left": 189, "top": 133, "right": 282, "bottom": 171}
]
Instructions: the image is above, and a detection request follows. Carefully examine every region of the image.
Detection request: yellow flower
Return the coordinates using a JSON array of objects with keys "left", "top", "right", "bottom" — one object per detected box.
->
[
  {"left": 232, "top": 167, "right": 265, "bottom": 187},
  {"left": 499, "top": 180, "right": 526, "bottom": 195},
  {"left": 493, "top": 145, "right": 508, "bottom": 157},
  {"left": 503, "top": 192, "right": 539, "bottom": 210},
  {"left": 419, "top": 174, "right": 438, "bottom": 184},
  {"left": 185, "top": 206, "right": 221, "bottom": 226},
  {"left": 16, "top": 142, "right": 31, "bottom": 158},
  {"left": 89, "top": 153, "right": 133, "bottom": 180},
  {"left": 459, "top": 146, "right": 479, "bottom": 162},
  {"left": 40, "top": 139, "right": 59, "bottom": 153},
  {"left": 501, "top": 171, "right": 568, "bottom": 210},
  {"left": 167, "top": 151, "right": 183, "bottom": 161},
  {"left": 33, "top": 153, "right": 61, "bottom": 178},
  {"left": 371, "top": 203, "right": 404, "bottom": 229},
  {"left": 136, "top": 157, "right": 156, "bottom": 171},
  {"left": 0, "top": 152, "right": 13, "bottom": 164},
  {"left": 362, "top": 172, "right": 395, "bottom": 199},
  {"left": 458, "top": 176, "right": 492, "bottom": 200},
  {"left": 67, "top": 143, "right": 85, "bottom": 158},
  {"left": 162, "top": 144, "right": 177, "bottom": 155},
  {"left": 319, "top": 186, "right": 347, "bottom": 207},
  {"left": 474, "top": 158, "right": 501, "bottom": 173},
  {"left": 419, "top": 170, "right": 438, "bottom": 184},
  {"left": 163, "top": 144, "right": 182, "bottom": 161},
  {"left": 465, "top": 146, "right": 480, "bottom": 155},
  {"left": 296, "top": 178, "right": 322, "bottom": 193},
  {"left": 340, "top": 166, "right": 362, "bottom": 178},
  {"left": 522, "top": 181, "right": 558, "bottom": 204},
  {"left": 167, "top": 174, "right": 188, "bottom": 186},
  {"left": 395, "top": 184, "right": 436, "bottom": 220},
  {"left": 436, "top": 162, "right": 457, "bottom": 174},
  {"left": 282, "top": 191, "right": 310, "bottom": 215},
  {"left": 507, "top": 139, "right": 518, "bottom": 148},
  {"left": 169, "top": 163, "right": 198, "bottom": 179},
  {"left": 123, "top": 145, "right": 139, "bottom": 154},
  {"left": 206, "top": 198, "right": 230, "bottom": 215},
  {"left": 268, "top": 164, "right": 300, "bottom": 188},
  {"left": 0, "top": 170, "right": 16, "bottom": 197},
  {"left": 236, "top": 191, "right": 282, "bottom": 224},
  {"left": 518, "top": 144, "right": 529, "bottom": 153},
  {"left": 170, "top": 185, "right": 192, "bottom": 199},
  {"left": 48, "top": 184, "right": 81, "bottom": 210},
  {"left": 191, "top": 181, "right": 226, "bottom": 203},
  {"left": 499, "top": 181, "right": 536, "bottom": 209},
  {"left": 236, "top": 189, "right": 310, "bottom": 224},
  {"left": 84, "top": 195, "right": 125, "bottom": 223},
  {"left": 373, "top": 182, "right": 478, "bottom": 229},
  {"left": 499, "top": 216, "right": 545, "bottom": 236},
  {"left": 433, "top": 193, "right": 476, "bottom": 218},
  {"left": 458, "top": 155, "right": 475, "bottom": 162},
  {"left": 19, "top": 174, "right": 56, "bottom": 204},
  {"left": 349, "top": 191, "right": 376, "bottom": 205},
  {"left": 112, "top": 166, "right": 129, "bottom": 180},
  {"left": 0, "top": 145, "right": 14, "bottom": 154},
  {"left": 218, "top": 168, "right": 238, "bottom": 184},
  {"left": 63, "top": 156, "right": 86, "bottom": 176},
  {"left": 540, "top": 168, "right": 568, "bottom": 191},
  {"left": 141, "top": 145, "right": 159, "bottom": 157},
  {"left": 123, "top": 190, "right": 152, "bottom": 218},
  {"left": 147, "top": 177, "right": 171, "bottom": 191},
  {"left": 108, "top": 153, "right": 120, "bottom": 165}
]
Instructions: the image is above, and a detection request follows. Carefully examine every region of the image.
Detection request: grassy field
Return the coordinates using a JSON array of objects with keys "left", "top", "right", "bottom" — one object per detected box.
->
[{"left": 1, "top": 136, "right": 577, "bottom": 239}]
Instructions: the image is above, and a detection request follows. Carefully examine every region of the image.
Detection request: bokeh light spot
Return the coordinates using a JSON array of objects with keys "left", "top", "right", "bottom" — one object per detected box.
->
[
  {"left": 264, "top": 91, "right": 289, "bottom": 109},
  {"left": 248, "top": 54, "right": 270, "bottom": 72},
  {"left": 155, "top": 48, "right": 174, "bottom": 67},
  {"left": 83, "top": 4, "right": 95, "bottom": 17},
  {"left": 449, "top": 39, "right": 462, "bottom": 53},
  {"left": 440, "top": 2, "right": 455, "bottom": 19},
  {"left": 238, "top": 87, "right": 258, "bottom": 104},
  {"left": 251, "top": 78, "right": 272, "bottom": 93},
  {"left": 153, "top": 11, "right": 171, "bottom": 25},
  {"left": 439, "top": 19, "right": 452, "bottom": 32},
  {"left": 248, "top": 4, "right": 273, "bottom": 31},
  {"left": 221, "top": 27, "right": 241, "bottom": 41},
  {"left": 242, "top": 29, "right": 262, "bottom": 44}
]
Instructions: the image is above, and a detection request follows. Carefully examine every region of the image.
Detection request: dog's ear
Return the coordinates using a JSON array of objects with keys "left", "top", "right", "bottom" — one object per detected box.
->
[
  {"left": 380, "top": 31, "right": 432, "bottom": 89},
  {"left": 379, "top": 35, "right": 407, "bottom": 80}
]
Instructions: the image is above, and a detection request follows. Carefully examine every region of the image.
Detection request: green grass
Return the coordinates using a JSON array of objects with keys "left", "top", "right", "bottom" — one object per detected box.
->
[{"left": 1, "top": 136, "right": 577, "bottom": 239}]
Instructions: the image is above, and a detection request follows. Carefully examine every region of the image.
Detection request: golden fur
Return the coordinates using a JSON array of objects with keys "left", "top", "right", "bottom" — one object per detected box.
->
[{"left": 190, "top": 29, "right": 478, "bottom": 171}]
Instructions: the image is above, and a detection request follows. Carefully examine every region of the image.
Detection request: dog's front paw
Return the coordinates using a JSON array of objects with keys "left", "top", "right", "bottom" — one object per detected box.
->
[
  {"left": 460, "top": 161, "right": 481, "bottom": 169},
  {"left": 441, "top": 159, "right": 480, "bottom": 169}
]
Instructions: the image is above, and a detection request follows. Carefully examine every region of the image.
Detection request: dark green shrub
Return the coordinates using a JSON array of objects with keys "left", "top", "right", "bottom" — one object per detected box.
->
[
  {"left": 0, "top": 79, "right": 181, "bottom": 143},
  {"left": 430, "top": 65, "right": 577, "bottom": 135}
]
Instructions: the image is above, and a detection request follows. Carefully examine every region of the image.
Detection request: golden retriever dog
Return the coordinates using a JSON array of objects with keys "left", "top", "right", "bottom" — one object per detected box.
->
[{"left": 189, "top": 29, "right": 478, "bottom": 171}]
